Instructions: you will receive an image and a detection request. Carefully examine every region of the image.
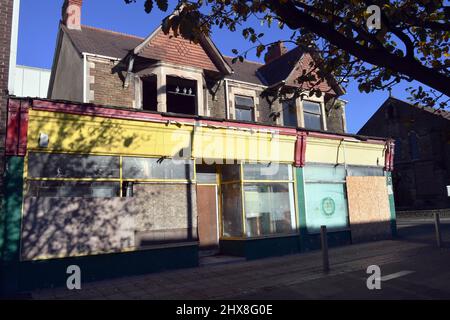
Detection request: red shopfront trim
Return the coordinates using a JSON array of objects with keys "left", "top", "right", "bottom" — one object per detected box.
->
[
  {"left": 6, "top": 99, "right": 29, "bottom": 156},
  {"left": 384, "top": 139, "right": 395, "bottom": 172},
  {"left": 294, "top": 132, "right": 307, "bottom": 167},
  {"left": 31, "top": 99, "right": 298, "bottom": 136}
]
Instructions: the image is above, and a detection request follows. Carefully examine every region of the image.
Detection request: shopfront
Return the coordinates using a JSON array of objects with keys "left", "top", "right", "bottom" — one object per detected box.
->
[{"left": 1, "top": 97, "right": 396, "bottom": 290}]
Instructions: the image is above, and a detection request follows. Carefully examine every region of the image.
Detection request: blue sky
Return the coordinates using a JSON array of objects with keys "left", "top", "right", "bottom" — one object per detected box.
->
[{"left": 17, "top": 0, "right": 418, "bottom": 133}]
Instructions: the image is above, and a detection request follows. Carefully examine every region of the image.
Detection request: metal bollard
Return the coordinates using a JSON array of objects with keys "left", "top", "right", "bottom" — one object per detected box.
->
[
  {"left": 320, "top": 225, "right": 330, "bottom": 273},
  {"left": 434, "top": 212, "right": 442, "bottom": 248}
]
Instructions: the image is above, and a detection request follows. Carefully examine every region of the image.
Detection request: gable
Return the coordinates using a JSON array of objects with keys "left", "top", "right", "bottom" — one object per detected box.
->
[
  {"left": 286, "top": 53, "right": 337, "bottom": 95},
  {"left": 137, "top": 29, "right": 220, "bottom": 72}
]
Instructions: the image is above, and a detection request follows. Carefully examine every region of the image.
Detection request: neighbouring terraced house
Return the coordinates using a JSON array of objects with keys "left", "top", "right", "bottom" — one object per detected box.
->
[{"left": 1, "top": 0, "right": 397, "bottom": 293}]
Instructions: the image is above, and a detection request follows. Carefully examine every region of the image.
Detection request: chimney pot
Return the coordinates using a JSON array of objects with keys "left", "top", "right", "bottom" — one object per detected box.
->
[
  {"left": 264, "top": 41, "right": 288, "bottom": 64},
  {"left": 62, "top": 0, "right": 83, "bottom": 30}
]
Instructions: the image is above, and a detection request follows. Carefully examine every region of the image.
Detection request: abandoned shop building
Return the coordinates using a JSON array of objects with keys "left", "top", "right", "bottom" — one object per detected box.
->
[
  {"left": 359, "top": 96, "right": 450, "bottom": 211},
  {"left": 1, "top": 0, "right": 397, "bottom": 291}
]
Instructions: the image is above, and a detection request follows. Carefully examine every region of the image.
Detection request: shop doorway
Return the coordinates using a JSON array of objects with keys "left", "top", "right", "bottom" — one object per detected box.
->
[{"left": 196, "top": 164, "right": 219, "bottom": 256}]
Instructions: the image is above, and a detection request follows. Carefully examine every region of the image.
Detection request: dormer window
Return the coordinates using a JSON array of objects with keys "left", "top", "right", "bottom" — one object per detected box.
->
[
  {"left": 303, "top": 100, "right": 323, "bottom": 130},
  {"left": 235, "top": 95, "right": 254, "bottom": 122},
  {"left": 167, "top": 76, "right": 197, "bottom": 115}
]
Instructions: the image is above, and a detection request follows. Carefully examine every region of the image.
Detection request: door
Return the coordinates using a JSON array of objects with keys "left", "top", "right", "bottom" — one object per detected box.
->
[{"left": 196, "top": 185, "right": 219, "bottom": 252}]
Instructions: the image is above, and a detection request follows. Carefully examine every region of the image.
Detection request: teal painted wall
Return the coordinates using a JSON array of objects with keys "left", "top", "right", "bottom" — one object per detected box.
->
[
  {"left": 1, "top": 156, "right": 25, "bottom": 296},
  {"left": 1, "top": 156, "right": 24, "bottom": 262},
  {"left": 295, "top": 168, "right": 308, "bottom": 250},
  {"left": 296, "top": 167, "right": 351, "bottom": 251}
]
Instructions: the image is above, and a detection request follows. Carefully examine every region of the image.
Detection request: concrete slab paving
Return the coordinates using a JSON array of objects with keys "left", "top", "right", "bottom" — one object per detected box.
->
[{"left": 26, "top": 217, "right": 450, "bottom": 300}]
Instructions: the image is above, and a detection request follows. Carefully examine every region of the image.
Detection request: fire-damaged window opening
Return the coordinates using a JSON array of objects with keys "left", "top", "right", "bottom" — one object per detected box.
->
[
  {"left": 166, "top": 76, "right": 197, "bottom": 115},
  {"left": 141, "top": 75, "right": 157, "bottom": 111}
]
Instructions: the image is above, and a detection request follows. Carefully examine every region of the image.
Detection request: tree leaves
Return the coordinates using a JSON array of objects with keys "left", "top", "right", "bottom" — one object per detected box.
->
[{"left": 125, "top": 0, "right": 449, "bottom": 109}]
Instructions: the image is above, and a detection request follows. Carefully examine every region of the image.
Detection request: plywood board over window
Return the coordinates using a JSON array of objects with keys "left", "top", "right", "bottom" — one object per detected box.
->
[{"left": 346, "top": 176, "right": 392, "bottom": 243}]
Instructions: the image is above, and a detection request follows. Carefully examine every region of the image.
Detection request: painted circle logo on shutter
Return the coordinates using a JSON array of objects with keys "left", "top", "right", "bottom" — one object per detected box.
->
[{"left": 321, "top": 197, "right": 336, "bottom": 216}]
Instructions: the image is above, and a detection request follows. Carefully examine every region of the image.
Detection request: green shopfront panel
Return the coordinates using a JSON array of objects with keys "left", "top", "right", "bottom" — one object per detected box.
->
[{"left": 303, "top": 164, "right": 349, "bottom": 233}]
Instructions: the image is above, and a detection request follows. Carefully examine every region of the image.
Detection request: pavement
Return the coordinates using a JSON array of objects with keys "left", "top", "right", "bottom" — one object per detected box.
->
[{"left": 29, "top": 216, "right": 450, "bottom": 300}]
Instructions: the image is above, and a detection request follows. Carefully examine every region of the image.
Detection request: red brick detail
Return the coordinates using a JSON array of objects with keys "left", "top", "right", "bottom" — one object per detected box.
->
[
  {"left": 139, "top": 29, "right": 219, "bottom": 72},
  {"left": 287, "top": 53, "right": 336, "bottom": 95},
  {"left": 62, "top": 0, "right": 83, "bottom": 29},
  {"left": 294, "top": 132, "right": 307, "bottom": 167}
]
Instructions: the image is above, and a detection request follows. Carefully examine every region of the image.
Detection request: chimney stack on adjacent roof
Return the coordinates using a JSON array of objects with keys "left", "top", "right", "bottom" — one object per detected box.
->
[
  {"left": 264, "top": 41, "right": 287, "bottom": 64},
  {"left": 62, "top": 0, "right": 83, "bottom": 30}
]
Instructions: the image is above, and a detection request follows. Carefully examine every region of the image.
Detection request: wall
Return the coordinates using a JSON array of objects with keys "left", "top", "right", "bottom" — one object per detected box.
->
[
  {"left": 358, "top": 99, "right": 450, "bottom": 210},
  {"left": 206, "top": 80, "right": 226, "bottom": 119},
  {"left": 206, "top": 80, "right": 274, "bottom": 125},
  {"left": 27, "top": 108, "right": 297, "bottom": 163},
  {"left": 21, "top": 184, "right": 197, "bottom": 260},
  {"left": 13, "top": 66, "right": 51, "bottom": 98},
  {"left": 0, "top": 0, "right": 14, "bottom": 202},
  {"left": 305, "top": 136, "right": 386, "bottom": 167},
  {"left": 88, "top": 56, "right": 136, "bottom": 107},
  {"left": 325, "top": 99, "right": 346, "bottom": 133},
  {"left": 49, "top": 32, "right": 84, "bottom": 102}
]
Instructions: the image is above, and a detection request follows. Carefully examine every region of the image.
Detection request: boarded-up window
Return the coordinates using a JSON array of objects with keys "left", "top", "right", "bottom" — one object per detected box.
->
[{"left": 346, "top": 176, "right": 391, "bottom": 242}]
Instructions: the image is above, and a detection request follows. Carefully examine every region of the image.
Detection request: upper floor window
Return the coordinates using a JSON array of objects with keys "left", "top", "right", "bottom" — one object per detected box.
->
[
  {"left": 303, "top": 100, "right": 323, "bottom": 130},
  {"left": 282, "top": 99, "right": 297, "bottom": 127},
  {"left": 235, "top": 95, "right": 254, "bottom": 122},
  {"left": 142, "top": 75, "right": 157, "bottom": 112},
  {"left": 166, "top": 76, "right": 197, "bottom": 115}
]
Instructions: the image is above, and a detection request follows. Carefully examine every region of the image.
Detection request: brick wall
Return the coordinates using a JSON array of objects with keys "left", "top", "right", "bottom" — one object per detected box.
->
[
  {"left": 140, "top": 29, "right": 219, "bottom": 73},
  {"left": 207, "top": 80, "right": 226, "bottom": 119},
  {"left": 359, "top": 98, "right": 450, "bottom": 210},
  {"left": 0, "top": 0, "right": 14, "bottom": 190},
  {"left": 88, "top": 57, "right": 136, "bottom": 108},
  {"left": 325, "top": 99, "right": 346, "bottom": 133}
]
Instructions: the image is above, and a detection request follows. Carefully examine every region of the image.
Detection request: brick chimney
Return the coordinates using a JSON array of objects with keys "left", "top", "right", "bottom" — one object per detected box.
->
[
  {"left": 62, "top": 0, "right": 82, "bottom": 30},
  {"left": 264, "top": 41, "right": 288, "bottom": 64},
  {"left": 264, "top": 41, "right": 287, "bottom": 64}
]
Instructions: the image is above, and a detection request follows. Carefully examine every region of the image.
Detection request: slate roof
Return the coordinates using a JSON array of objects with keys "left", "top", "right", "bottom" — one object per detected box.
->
[
  {"left": 64, "top": 24, "right": 144, "bottom": 59},
  {"left": 388, "top": 97, "right": 450, "bottom": 121},
  {"left": 257, "top": 46, "right": 304, "bottom": 86},
  {"left": 223, "top": 57, "right": 266, "bottom": 85},
  {"left": 63, "top": 24, "right": 342, "bottom": 92}
]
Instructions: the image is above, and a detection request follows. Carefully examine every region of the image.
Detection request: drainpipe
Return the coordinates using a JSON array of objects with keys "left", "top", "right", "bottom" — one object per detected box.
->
[
  {"left": 224, "top": 79, "right": 230, "bottom": 119},
  {"left": 82, "top": 53, "right": 87, "bottom": 103},
  {"left": 124, "top": 55, "right": 135, "bottom": 89}
]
